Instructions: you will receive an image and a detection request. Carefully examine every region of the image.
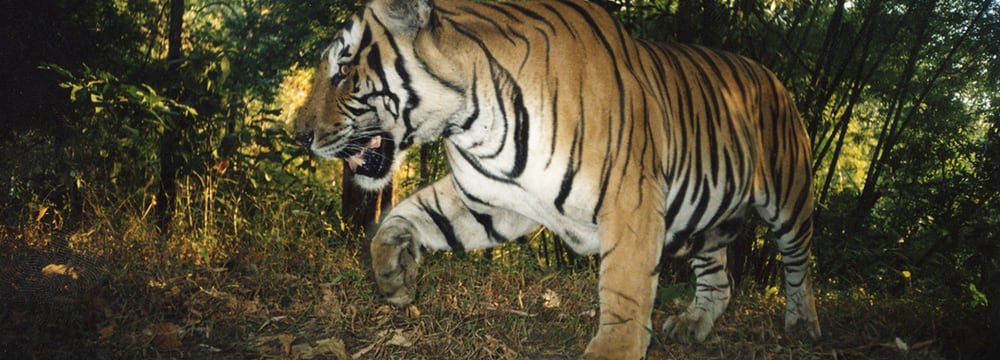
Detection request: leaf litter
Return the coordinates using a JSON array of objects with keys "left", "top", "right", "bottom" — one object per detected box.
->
[{"left": 0, "top": 236, "right": 961, "bottom": 359}]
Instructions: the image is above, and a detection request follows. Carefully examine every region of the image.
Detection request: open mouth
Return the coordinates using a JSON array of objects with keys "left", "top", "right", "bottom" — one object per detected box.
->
[{"left": 336, "top": 133, "right": 395, "bottom": 178}]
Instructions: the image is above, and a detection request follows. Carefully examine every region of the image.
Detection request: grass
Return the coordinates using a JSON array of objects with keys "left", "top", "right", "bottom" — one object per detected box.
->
[
  {"left": 0, "top": 176, "right": 992, "bottom": 359},
  {"left": 1, "top": 222, "right": 976, "bottom": 360}
]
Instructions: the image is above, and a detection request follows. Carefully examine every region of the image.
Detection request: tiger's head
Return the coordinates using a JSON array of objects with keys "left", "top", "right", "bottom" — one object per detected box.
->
[{"left": 293, "top": 0, "right": 466, "bottom": 190}]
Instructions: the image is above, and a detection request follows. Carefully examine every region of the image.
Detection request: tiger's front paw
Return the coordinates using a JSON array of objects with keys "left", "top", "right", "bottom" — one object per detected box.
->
[
  {"left": 371, "top": 218, "right": 422, "bottom": 307},
  {"left": 662, "top": 310, "right": 715, "bottom": 343}
]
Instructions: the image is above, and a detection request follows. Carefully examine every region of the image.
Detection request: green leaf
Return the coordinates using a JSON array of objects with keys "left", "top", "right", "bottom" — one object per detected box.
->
[
  {"left": 219, "top": 56, "right": 231, "bottom": 85},
  {"left": 68, "top": 84, "right": 84, "bottom": 102},
  {"left": 967, "top": 283, "right": 988, "bottom": 308},
  {"left": 265, "top": 126, "right": 287, "bottom": 136}
]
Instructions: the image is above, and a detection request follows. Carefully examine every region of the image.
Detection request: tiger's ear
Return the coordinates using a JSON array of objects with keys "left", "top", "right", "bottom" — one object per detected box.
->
[{"left": 374, "top": 0, "right": 434, "bottom": 36}]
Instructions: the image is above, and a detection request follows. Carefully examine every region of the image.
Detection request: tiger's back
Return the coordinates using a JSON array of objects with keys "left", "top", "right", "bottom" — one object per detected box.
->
[{"left": 433, "top": 0, "right": 811, "bottom": 257}]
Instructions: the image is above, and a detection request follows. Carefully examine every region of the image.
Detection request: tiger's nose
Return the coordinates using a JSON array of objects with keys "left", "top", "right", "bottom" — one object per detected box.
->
[{"left": 294, "top": 131, "right": 314, "bottom": 147}]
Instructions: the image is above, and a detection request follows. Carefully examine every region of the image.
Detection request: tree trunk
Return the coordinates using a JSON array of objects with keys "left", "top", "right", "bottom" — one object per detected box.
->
[
  {"left": 856, "top": 0, "right": 937, "bottom": 218},
  {"left": 340, "top": 164, "right": 391, "bottom": 246},
  {"left": 155, "top": 0, "right": 185, "bottom": 237},
  {"left": 419, "top": 143, "right": 433, "bottom": 187}
]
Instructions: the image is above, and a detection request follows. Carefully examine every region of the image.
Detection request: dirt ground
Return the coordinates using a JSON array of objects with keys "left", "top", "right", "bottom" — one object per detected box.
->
[{"left": 1, "top": 239, "right": 992, "bottom": 359}]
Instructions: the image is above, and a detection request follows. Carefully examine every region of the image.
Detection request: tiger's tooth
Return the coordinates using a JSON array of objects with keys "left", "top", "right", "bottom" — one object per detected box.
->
[
  {"left": 368, "top": 135, "right": 382, "bottom": 149},
  {"left": 347, "top": 152, "right": 365, "bottom": 172}
]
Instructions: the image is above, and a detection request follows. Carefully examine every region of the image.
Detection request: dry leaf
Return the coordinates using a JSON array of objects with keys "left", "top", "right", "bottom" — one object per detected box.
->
[
  {"left": 321, "top": 287, "right": 337, "bottom": 304},
  {"left": 484, "top": 335, "right": 518, "bottom": 360},
  {"left": 313, "top": 337, "right": 349, "bottom": 359},
  {"left": 278, "top": 333, "right": 295, "bottom": 354},
  {"left": 382, "top": 329, "right": 413, "bottom": 347},
  {"left": 351, "top": 342, "right": 376, "bottom": 359},
  {"left": 405, "top": 304, "right": 421, "bottom": 318},
  {"left": 41, "top": 263, "right": 79, "bottom": 279},
  {"left": 145, "top": 322, "right": 182, "bottom": 349},
  {"left": 198, "top": 343, "right": 222, "bottom": 352},
  {"left": 253, "top": 334, "right": 279, "bottom": 346},
  {"left": 35, "top": 206, "right": 49, "bottom": 222},
  {"left": 373, "top": 305, "right": 394, "bottom": 326},
  {"left": 355, "top": 328, "right": 415, "bottom": 358},
  {"left": 98, "top": 324, "right": 115, "bottom": 340},
  {"left": 165, "top": 285, "right": 181, "bottom": 298},
  {"left": 894, "top": 337, "right": 909, "bottom": 351},
  {"left": 292, "top": 343, "right": 313, "bottom": 357},
  {"left": 542, "top": 289, "right": 561, "bottom": 308},
  {"left": 214, "top": 159, "right": 229, "bottom": 174},
  {"left": 295, "top": 336, "right": 349, "bottom": 360}
]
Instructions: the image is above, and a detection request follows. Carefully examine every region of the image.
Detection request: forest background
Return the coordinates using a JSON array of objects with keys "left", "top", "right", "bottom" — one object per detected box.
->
[{"left": 1, "top": 0, "right": 998, "bottom": 358}]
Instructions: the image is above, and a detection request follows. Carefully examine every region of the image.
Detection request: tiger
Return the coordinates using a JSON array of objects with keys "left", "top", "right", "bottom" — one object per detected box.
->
[{"left": 292, "top": 0, "right": 821, "bottom": 357}]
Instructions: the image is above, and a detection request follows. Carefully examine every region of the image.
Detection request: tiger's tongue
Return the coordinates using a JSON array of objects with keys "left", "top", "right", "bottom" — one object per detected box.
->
[{"left": 346, "top": 136, "right": 382, "bottom": 172}]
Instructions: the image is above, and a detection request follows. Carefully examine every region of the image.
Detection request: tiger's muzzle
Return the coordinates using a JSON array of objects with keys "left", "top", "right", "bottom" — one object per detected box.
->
[
  {"left": 335, "top": 132, "right": 396, "bottom": 178},
  {"left": 295, "top": 129, "right": 396, "bottom": 179}
]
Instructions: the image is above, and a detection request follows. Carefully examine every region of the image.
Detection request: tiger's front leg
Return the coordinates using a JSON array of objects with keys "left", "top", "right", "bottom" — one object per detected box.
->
[
  {"left": 370, "top": 175, "right": 539, "bottom": 307},
  {"left": 583, "top": 206, "right": 665, "bottom": 360}
]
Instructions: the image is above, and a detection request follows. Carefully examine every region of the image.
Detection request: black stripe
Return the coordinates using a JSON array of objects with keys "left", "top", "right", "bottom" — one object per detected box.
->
[
  {"left": 545, "top": 80, "right": 559, "bottom": 169},
  {"left": 342, "top": 98, "right": 372, "bottom": 117},
  {"left": 357, "top": 24, "right": 373, "bottom": 54},
  {"left": 508, "top": 91, "right": 529, "bottom": 178},
  {"left": 552, "top": 0, "right": 626, "bottom": 222},
  {"left": 394, "top": 54, "right": 419, "bottom": 150},
  {"left": 594, "top": 133, "right": 613, "bottom": 224},
  {"left": 716, "top": 51, "right": 750, "bottom": 97},
  {"left": 539, "top": 3, "right": 577, "bottom": 40},
  {"left": 458, "top": 4, "right": 519, "bottom": 45},
  {"left": 419, "top": 193, "right": 464, "bottom": 251},
  {"left": 505, "top": 2, "right": 557, "bottom": 33},
  {"left": 508, "top": 29, "right": 532, "bottom": 72},
  {"left": 441, "top": 11, "right": 532, "bottom": 179},
  {"left": 685, "top": 178, "right": 713, "bottom": 231},
  {"left": 452, "top": 177, "right": 491, "bottom": 207},
  {"left": 451, "top": 143, "right": 518, "bottom": 185},
  {"left": 554, "top": 92, "right": 586, "bottom": 213},
  {"left": 367, "top": 13, "right": 420, "bottom": 150},
  {"left": 483, "top": 60, "right": 512, "bottom": 159},
  {"left": 692, "top": 261, "right": 725, "bottom": 276},
  {"left": 480, "top": 2, "right": 521, "bottom": 22},
  {"left": 470, "top": 209, "right": 506, "bottom": 243},
  {"left": 455, "top": 72, "right": 480, "bottom": 133},
  {"left": 661, "top": 176, "right": 692, "bottom": 255},
  {"left": 554, "top": 123, "right": 581, "bottom": 213}
]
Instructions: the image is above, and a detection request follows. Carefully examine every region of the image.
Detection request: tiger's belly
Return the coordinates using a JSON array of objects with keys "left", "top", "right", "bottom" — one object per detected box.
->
[
  {"left": 526, "top": 206, "right": 602, "bottom": 255},
  {"left": 449, "top": 160, "right": 603, "bottom": 255}
]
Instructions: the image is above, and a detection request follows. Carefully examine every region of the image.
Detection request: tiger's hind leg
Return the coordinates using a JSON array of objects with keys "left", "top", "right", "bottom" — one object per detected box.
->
[
  {"left": 755, "top": 184, "right": 821, "bottom": 339},
  {"left": 662, "top": 220, "right": 740, "bottom": 343},
  {"left": 761, "top": 204, "right": 821, "bottom": 339}
]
